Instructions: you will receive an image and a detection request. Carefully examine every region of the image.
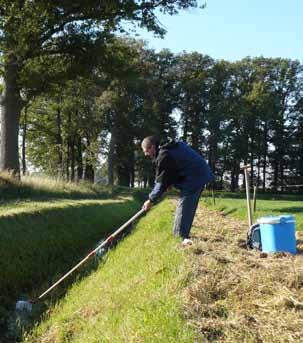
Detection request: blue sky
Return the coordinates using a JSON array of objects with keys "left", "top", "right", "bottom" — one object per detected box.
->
[{"left": 133, "top": 0, "right": 302, "bottom": 62}]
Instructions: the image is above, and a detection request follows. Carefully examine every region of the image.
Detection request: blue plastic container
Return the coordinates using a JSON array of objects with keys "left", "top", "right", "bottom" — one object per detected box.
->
[{"left": 257, "top": 215, "right": 297, "bottom": 254}]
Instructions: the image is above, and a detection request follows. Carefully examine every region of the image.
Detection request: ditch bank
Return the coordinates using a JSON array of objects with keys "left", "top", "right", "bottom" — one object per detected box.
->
[{"left": 0, "top": 196, "right": 141, "bottom": 342}]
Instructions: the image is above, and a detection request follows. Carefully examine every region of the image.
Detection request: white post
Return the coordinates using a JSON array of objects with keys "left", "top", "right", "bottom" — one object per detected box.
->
[{"left": 242, "top": 165, "right": 252, "bottom": 228}]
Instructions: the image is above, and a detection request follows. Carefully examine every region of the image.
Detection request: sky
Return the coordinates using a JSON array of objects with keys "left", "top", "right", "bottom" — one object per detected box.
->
[{"left": 132, "top": 0, "right": 302, "bottom": 63}]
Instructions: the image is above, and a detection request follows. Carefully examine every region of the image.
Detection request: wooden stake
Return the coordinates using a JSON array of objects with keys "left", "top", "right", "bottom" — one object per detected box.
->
[
  {"left": 253, "top": 186, "right": 257, "bottom": 212},
  {"left": 212, "top": 188, "right": 216, "bottom": 205},
  {"left": 241, "top": 165, "right": 252, "bottom": 228}
]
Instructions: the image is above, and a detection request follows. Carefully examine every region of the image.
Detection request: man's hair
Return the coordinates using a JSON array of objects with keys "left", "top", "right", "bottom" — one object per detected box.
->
[{"left": 141, "top": 136, "right": 159, "bottom": 149}]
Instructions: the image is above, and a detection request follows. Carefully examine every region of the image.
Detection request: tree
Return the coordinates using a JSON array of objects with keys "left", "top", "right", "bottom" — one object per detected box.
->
[
  {"left": 0, "top": 0, "right": 198, "bottom": 176},
  {"left": 24, "top": 78, "right": 104, "bottom": 181},
  {"left": 96, "top": 44, "right": 180, "bottom": 186},
  {"left": 267, "top": 59, "right": 303, "bottom": 191},
  {"left": 206, "top": 60, "right": 232, "bottom": 188},
  {"left": 175, "top": 52, "right": 214, "bottom": 151}
]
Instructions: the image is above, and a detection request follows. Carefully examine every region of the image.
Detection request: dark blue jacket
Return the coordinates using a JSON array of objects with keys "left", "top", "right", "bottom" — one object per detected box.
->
[{"left": 149, "top": 140, "right": 213, "bottom": 202}]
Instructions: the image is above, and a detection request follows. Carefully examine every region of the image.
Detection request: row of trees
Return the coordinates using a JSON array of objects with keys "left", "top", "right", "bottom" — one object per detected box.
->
[
  {"left": 19, "top": 40, "right": 303, "bottom": 192},
  {"left": 0, "top": 0, "right": 198, "bottom": 174},
  {"left": 1, "top": 2, "right": 302, "bottom": 191}
]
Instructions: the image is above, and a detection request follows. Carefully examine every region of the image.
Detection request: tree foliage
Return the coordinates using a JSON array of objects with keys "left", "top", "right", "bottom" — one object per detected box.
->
[
  {"left": 0, "top": 0, "right": 198, "bottom": 175},
  {"left": 21, "top": 41, "right": 303, "bottom": 191}
]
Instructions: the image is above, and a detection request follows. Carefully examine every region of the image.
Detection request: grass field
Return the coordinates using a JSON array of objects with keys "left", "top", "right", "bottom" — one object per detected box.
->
[
  {"left": 203, "top": 191, "right": 303, "bottom": 231},
  {"left": 23, "top": 192, "right": 303, "bottom": 343},
  {"left": 3, "top": 175, "right": 303, "bottom": 342},
  {"left": 23, "top": 200, "right": 196, "bottom": 343}
]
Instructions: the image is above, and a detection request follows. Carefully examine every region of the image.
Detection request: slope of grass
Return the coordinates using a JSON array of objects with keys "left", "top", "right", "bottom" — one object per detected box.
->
[
  {"left": 0, "top": 175, "right": 150, "bottom": 342},
  {"left": 0, "top": 174, "right": 112, "bottom": 201},
  {"left": 203, "top": 192, "right": 303, "bottom": 231},
  {"left": 0, "top": 198, "right": 139, "bottom": 301},
  {"left": 24, "top": 200, "right": 196, "bottom": 343}
]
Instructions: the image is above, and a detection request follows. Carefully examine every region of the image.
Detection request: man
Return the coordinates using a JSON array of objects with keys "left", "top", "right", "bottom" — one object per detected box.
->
[{"left": 141, "top": 136, "right": 213, "bottom": 247}]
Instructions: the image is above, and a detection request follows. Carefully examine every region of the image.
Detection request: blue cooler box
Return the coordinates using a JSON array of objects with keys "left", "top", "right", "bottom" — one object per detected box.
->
[{"left": 257, "top": 215, "right": 297, "bottom": 254}]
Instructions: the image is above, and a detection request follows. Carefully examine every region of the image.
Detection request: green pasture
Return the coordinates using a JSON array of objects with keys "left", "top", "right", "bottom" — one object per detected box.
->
[{"left": 203, "top": 191, "right": 303, "bottom": 231}]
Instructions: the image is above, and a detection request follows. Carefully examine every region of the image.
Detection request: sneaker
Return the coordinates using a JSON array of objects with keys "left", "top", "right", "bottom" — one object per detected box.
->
[{"left": 181, "top": 238, "right": 193, "bottom": 247}]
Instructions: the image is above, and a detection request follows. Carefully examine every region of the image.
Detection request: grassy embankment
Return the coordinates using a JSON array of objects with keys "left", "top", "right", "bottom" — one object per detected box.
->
[
  {"left": 4, "top": 175, "right": 303, "bottom": 342},
  {"left": 203, "top": 191, "right": 303, "bottom": 231},
  {"left": 24, "top": 190, "right": 303, "bottom": 343},
  {"left": 24, "top": 198, "right": 196, "bottom": 343},
  {"left": 0, "top": 174, "right": 149, "bottom": 342},
  {"left": 1, "top": 174, "right": 195, "bottom": 342}
]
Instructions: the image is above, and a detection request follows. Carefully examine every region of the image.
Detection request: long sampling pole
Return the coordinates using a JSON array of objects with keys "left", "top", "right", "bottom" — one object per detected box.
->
[{"left": 16, "top": 208, "right": 146, "bottom": 312}]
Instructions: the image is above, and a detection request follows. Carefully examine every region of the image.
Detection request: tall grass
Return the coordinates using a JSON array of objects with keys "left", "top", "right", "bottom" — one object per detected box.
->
[
  {"left": 0, "top": 173, "right": 112, "bottom": 200},
  {"left": 24, "top": 200, "right": 196, "bottom": 343}
]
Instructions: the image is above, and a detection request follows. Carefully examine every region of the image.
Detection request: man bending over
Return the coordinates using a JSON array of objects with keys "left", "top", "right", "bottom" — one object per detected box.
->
[{"left": 141, "top": 136, "right": 213, "bottom": 247}]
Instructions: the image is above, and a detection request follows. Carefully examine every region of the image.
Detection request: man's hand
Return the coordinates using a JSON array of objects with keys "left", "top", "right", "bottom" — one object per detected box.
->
[{"left": 142, "top": 199, "right": 153, "bottom": 211}]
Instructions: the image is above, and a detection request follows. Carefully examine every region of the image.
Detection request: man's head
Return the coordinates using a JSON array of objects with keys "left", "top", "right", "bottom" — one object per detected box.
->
[{"left": 141, "top": 136, "right": 158, "bottom": 159}]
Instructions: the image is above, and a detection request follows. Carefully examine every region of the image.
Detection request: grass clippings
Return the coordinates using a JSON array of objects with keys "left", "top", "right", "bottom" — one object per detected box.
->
[{"left": 182, "top": 202, "right": 303, "bottom": 342}]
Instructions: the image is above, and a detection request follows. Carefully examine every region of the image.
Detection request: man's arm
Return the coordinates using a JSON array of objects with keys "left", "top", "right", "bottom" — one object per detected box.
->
[{"left": 148, "top": 151, "right": 178, "bottom": 203}]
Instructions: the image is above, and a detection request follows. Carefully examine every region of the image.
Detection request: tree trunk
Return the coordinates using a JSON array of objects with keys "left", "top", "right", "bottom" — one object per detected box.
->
[
  {"left": 108, "top": 130, "right": 116, "bottom": 185},
  {"left": 21, "top": 107, "right": 28, "bottom": 176},
  {"left": 130, "top": 165, "right": 135, "bottom": 188},
  {"left": 256, "top": 130, "right": 261, "bottom": 188},
  {"left": 262, "top": 123, "right": 268, "bottom": 192},
  {"left": 76, "top": 135, "right": 83, "bottom": 181},
  {"left": 84, "top": 164, "right": 94, "bottom": 182},
  {"left": 55, "top": 106, "right": 63, "bottom": 178},
  {"left": 272, "top": 159, "right": 279, "bottom": 192},
  {"left": 280, "top": 159, "right": 285, "bottom": 192},
  {"left": 0, "top": 58, "right": 23, "bottom": 176},
  {"left": 208, "top": 120, "right": 220, "bottom": 188},
  {"left": 230, "top": 161, "right": 240, "bottom": 192},
  {"left": 70, "top": 138, "right": 75, "bottom": 182},
  {"left": 84, "top": 137, "right": 94, "bottom": 182},
  {"left": 230, "top": 168, "right": 235, "bottom": 192},
  {"left": 117, "top": 165, "right": 130, "bottom": 186},
  {"left": 66, "top": 142, "right": 70, "bottom": 181}
]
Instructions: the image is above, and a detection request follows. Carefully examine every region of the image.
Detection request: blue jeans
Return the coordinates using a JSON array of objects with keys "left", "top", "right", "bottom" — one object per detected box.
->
[{"left": 173, "top": 186, "right": 204, "bottom": 239}]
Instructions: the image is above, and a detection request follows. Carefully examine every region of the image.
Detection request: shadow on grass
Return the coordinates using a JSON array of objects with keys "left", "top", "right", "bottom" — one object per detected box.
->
[
  {"left": 0, "top": 199, "right": 142, "bottom": 342},
  {"left": 270, "top": 206, "right": 303, "bottom": 214},
  {"left": 205, "top": 191, "right": 303, "bottom": 202},
  {"left": 221, "top": 208, "right": 238, "bottom": 216}
]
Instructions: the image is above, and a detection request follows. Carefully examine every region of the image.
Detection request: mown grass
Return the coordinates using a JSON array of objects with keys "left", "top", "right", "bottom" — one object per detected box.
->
[
  {"left": 203, "top": 191, "right": 303, "bottom": 231},
  {"left": 183, "top": 204, "right": 303, "bottom": 342},
  {"left": 23, "top": 199, "right": 196, "bottom": 343}
]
